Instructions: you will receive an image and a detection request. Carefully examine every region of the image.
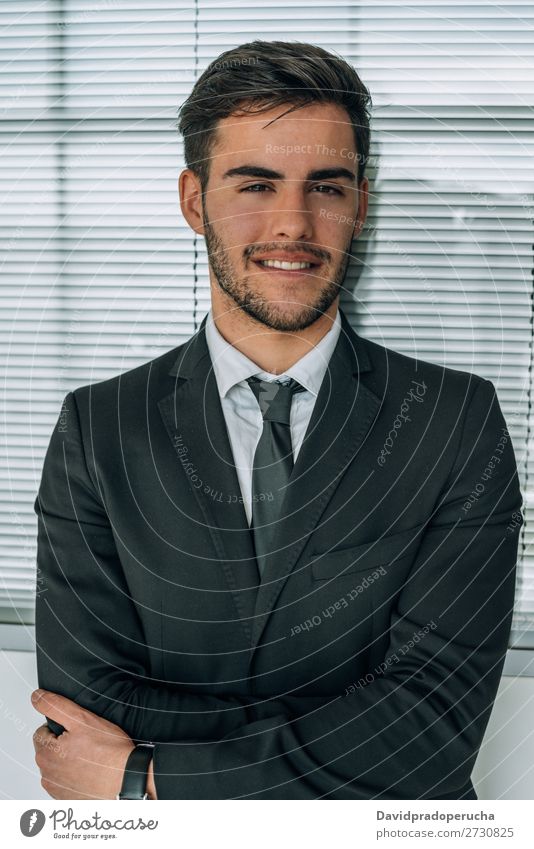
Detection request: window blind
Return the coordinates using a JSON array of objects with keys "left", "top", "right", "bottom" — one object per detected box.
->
[{"left": 1, "top": 0, "right": 532, "bottom": 647}]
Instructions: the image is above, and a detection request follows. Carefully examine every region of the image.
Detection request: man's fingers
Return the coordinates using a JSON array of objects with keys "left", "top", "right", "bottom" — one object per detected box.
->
[
  {"left": 31, "top": 689, "right": 86, "bottom": 730},
  {"left": 32, "top": 723, "right": 51, "bottom": 754}
]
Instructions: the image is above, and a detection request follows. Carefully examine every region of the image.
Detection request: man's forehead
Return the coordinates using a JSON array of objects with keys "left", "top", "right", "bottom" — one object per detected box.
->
[
  {"left": 216, "top": 101, "right": 352, "bottom": 135},
  {"left": 211, "top": 102, "right": 357, "bottom": 168}
]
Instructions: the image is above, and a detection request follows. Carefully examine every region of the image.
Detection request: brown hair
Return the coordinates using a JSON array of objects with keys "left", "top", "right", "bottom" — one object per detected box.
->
[{"left": 177, "top": 40, "right": 372, "bottom": 189}]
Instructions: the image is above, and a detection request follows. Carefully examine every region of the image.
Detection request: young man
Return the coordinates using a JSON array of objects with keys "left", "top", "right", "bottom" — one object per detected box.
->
[{"left": 32, "top": 40, "right": 523, "bottom": 800}]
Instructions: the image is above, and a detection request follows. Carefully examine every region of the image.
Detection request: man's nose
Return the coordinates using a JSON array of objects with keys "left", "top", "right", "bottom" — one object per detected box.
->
[{"left": 268, "top": 186, "right": 313, "bottom": 242}]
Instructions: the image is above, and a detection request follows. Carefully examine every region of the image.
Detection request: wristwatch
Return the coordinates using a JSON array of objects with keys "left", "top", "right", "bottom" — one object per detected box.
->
[{"left": 116, "top": 743, "right": 155, "bottom": 800}]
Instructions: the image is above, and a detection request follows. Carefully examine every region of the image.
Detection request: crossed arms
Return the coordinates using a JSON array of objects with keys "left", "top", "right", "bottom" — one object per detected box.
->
[{"left": 34, "top": 379, "right": 523, "bottom": 798}]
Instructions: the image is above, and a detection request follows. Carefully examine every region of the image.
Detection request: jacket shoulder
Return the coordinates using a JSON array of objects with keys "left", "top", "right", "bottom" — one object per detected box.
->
[
  {"left": 68, "top": 342, "right": 188, "bottom": 405},
  {"left": 360, "top": 333, "right": 488, "bottom": 395}
]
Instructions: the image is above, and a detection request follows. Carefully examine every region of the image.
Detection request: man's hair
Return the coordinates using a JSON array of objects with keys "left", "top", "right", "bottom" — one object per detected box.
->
[{"left": 177, "top": 40, "right": 372, "bottom": 189}]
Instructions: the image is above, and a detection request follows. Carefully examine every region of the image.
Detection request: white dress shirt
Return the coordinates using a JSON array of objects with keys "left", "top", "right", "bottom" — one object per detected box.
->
[{"left": 204, "top": 308, "right": 342, "bottom": 525}]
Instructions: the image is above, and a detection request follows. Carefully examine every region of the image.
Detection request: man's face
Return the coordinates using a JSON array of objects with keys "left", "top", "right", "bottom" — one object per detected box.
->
[{"left": 182, "top": 101, "right": 368, "bottom": 332}]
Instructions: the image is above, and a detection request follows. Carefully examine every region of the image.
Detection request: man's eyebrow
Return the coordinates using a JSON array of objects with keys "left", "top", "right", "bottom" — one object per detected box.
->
[
  {"left": 307, "top": 167, "right": 356, "bottom": 182},
  {"left": 222, "top": 165, "right": 356, "bottom": 182}
]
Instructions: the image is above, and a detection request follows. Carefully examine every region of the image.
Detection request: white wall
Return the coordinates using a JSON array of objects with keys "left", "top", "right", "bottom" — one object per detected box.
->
[
  {"left": 472, "top": 676, "right": 534, "bottom": 798},
  {"left": 0, "top": 651, "right": 44, "bottom": 799},
  {"left": 1, "top": 650, "right": 533, "bottom": 800}
]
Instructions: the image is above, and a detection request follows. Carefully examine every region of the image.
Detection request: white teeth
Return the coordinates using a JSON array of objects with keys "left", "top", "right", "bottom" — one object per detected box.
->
[{"left": 258, "top": 259, "right": 314, "bottom": 270}]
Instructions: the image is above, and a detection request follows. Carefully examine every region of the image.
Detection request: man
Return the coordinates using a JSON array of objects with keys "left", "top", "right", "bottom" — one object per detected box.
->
[{"left": 32, "top": 40, "right": 523, "bottom": 800}]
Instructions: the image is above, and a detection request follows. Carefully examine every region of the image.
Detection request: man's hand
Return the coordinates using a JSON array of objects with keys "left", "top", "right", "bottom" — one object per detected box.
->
[{"left": 31, "top": 688, "right": 151, "bottom": 800}]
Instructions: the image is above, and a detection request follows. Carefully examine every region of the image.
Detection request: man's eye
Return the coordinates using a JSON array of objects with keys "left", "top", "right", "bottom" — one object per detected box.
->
[
  {"left": 313, "top": 184, "right": 342, "bottom": 195},
  {"left": 240, "top": 183, "right": 271, "bottom": 192},
  {"left": 238, "top": 183, "right": 342, "bottom": 195}
]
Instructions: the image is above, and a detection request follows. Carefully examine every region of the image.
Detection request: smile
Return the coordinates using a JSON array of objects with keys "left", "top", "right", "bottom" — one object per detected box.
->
[{"left": 256, "top": 259, "right": 316, "bottom": 270}]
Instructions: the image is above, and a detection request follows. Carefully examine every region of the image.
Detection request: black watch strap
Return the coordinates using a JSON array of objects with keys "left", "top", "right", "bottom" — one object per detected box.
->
[{"left": 117, "top": 743, "right": 155, "bottom": 800}]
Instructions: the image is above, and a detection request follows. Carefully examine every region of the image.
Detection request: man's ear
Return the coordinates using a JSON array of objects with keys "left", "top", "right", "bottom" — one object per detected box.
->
[
  {"left": 353, "top": 219, "right": 364, "bottom": 238},
  {"left": 179, "top": 169, "right": 206, "bottom": 235},
  {"left": 352, "top": 175, "right": 369, "bottom": 239}
]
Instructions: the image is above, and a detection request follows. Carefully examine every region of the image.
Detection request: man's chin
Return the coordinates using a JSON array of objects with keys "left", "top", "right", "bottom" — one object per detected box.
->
[{"left": 240, "top": 300, "right": 329, "bottom": 333}]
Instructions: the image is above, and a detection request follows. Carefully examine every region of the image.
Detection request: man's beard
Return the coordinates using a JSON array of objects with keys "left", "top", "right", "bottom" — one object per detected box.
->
[{"left": 201, "top": 203, "right": 353, "bottom": 332}]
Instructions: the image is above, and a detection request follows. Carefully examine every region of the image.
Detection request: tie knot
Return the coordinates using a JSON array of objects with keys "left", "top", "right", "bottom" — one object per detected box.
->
[{"left": 246, "top": 376, "right": 305, "bottom": 424}]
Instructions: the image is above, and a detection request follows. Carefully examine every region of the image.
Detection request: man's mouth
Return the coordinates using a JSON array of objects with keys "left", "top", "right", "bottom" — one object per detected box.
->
[{"left": 256, "top": 259, "right": 316, "bottom": 271}]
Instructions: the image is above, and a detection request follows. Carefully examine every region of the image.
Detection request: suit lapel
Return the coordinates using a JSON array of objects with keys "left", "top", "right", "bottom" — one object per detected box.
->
[
  {"left": 157, "top": 316, "right": 259, "bottom": 644},
  {"left": 250, "top": 311, "right": 382, "bottom": 651}
]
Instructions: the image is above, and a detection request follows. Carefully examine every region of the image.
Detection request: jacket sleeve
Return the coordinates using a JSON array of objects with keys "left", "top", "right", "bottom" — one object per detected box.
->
[
  {"left": 34, "top": 391, "right": 328, "bottom": 744},
  {"left": 151, "top": 377, "right": 524, "bottom": 798}
]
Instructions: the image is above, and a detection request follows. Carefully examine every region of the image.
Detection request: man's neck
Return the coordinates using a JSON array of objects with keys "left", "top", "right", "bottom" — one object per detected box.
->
[{"left": 210, "top": 300, "right": 339, "bottom": 375}]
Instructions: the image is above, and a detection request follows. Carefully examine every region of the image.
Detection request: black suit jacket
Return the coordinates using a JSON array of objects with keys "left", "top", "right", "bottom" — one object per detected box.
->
[{"left": 34, "top": 307, "right": 523, "bottom": 799}]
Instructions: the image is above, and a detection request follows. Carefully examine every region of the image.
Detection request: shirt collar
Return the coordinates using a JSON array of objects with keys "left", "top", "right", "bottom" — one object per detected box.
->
[{"left": 204, "top": 307, "right": 342, "bottom": 399}]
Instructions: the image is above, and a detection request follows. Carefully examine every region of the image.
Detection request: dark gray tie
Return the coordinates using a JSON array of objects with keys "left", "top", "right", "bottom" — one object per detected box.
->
[{"left": 246, "top": 376, "right": 306, "bottom": 579}]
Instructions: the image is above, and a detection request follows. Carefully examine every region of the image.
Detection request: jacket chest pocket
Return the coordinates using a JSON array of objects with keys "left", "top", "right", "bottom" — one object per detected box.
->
[
  {"left": 307, "top": 525, "right": 423, "bottom": 653},
  {"left": 309, "top": 524, "right": 423, "bottom": 581}
]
